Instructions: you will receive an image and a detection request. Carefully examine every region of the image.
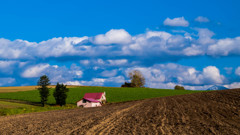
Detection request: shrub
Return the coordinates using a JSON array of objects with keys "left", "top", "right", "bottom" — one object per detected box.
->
[
  {"left": 174, "top": 85, "right": 185, "bottom": 90},
  {"left": 121, "top": 82, "right": 133, "bottom": 87}
]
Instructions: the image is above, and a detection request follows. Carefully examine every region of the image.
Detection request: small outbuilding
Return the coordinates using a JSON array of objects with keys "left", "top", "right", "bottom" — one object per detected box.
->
[{"left": 77, "top": 92, "right": 106, "bottom": 108}]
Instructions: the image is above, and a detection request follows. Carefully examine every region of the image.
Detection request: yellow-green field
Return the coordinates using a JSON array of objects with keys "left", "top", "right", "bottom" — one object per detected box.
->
[
  {"left": 0, "top": 85, "right": 78, "bottom": 93},
  {"left": 0, "top": 100, "right": 34, "bottom": 108}
]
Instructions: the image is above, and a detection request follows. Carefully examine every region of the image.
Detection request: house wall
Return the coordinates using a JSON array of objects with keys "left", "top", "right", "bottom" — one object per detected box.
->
[
  {"left": 97, "top": 93, "right": 106, "bottom": 103},
  {"left": 77, "top": 100, "right": 101, "bottom": 108},
  {"left": 77, "top": 100, "right": 84, "bottom": 107},
  {"left": 91, "top": 102, "right": 101, "bottom": 107}
]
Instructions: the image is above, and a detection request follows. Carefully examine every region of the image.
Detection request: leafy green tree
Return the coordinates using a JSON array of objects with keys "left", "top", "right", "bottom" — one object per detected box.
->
[
  {"left": 129, "top": 70, "right": 145, "bottom": 88},
  {"left": 53, "top": 83, "right": 69, "bottom": 106},
  {"left": 174, "top": 85, "right": 185, "bottom": 90},
  {"left": 37, "top": 75, "right": 51, "bottom": 107}
]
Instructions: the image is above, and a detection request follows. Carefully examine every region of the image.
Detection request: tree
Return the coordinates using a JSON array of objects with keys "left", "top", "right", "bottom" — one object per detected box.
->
[
  {"left": 37, "top": 75, "right": 51, "bottom": 107},
  {"left": 121, "top": 82, "right": 133, "bottom": 87},
  {"left": 174, "top": 85, "right": 185, "bottom": 90},
  {"left": 129, "top": 70, "right": 145, "bottom": 87},
  {"left": 53, "top": 83, "right": 69, "bottom": 106}
]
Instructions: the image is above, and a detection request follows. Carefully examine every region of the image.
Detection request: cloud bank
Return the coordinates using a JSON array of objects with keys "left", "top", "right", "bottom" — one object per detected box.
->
[{"left": 1, "top": 17, "right": 240, "bottom": 90}]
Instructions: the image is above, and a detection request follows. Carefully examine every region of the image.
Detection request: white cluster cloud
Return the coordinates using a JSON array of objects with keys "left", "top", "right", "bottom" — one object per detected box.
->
[
  {"left": 207, "top": 37, "right": 240, "bottom": 56},
  {"left": 93, "top": 29, "right": 132, "bottom": 45},
  {"left": 224, "top": 82, "right": 240, "bottom": 89},
  {"left": 1, "top": 28, "right": 240, "bottom": 61},
  {"left": 202, "top": 66, "right": 225, "bottom": 84},
  {"left": 1, "top": 24, "right": 240, "bottom": 89},
  {"left": 21, "top": 64, "right": 50, "bottom": 78},
  {"left": 125, "top": 63, "right": 226, "bottom": 89},
  {"left": 196, "top": 28, "right": 216, "bottom": 45},
  {"left": 195, "top": 16, "right": 209, "bottom": 22},
  {"left": 19, "top": 63, "right": 83, "bottom": 85},
  {"left": 163, "top": 17, "right": 189, "bottom": 27},
  {"left": 64, "top": 81, "right": 82, "bottom": 86}
]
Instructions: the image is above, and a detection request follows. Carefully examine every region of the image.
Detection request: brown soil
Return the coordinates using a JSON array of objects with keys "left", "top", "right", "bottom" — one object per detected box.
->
[{"left": 0, "top": 89, "right": 239, "bottom": 135}]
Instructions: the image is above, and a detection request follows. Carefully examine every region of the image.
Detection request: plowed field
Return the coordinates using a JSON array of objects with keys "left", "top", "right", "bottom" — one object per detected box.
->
[{"left": 0, "top": 89, "right": 239, "bottom": 135}]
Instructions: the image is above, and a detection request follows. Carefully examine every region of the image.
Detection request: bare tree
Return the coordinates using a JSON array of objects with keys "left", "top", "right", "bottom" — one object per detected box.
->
[{"left": 129, "top": 70, "right": 145, "bottom": 87}]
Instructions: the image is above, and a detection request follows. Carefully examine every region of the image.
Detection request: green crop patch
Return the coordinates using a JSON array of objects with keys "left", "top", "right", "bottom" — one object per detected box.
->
[
  {"left": 0, "top": 87, "right": 204, "bottom": 104},
  {"left": 0, "top": 87, "right": 205, "bottom": 116},
  {"left": 0, "top": 100, "right": 77, "bottom": 116},
  {"left": 0, "top": 101, "right": 34, "bottom": 109}
]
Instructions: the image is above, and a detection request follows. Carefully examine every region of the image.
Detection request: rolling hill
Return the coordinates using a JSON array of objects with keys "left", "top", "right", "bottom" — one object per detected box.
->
[{"left": 0, "top": 89, "right": 239, "bottom": 134}]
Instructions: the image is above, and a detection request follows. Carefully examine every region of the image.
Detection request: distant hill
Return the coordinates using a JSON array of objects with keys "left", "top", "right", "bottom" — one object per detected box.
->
[{"left": 207, "top": 85, "right": 228, "bottom": 90}]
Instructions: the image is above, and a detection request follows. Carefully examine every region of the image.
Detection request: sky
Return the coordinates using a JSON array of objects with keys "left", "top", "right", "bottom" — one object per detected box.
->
[{"left": 0, "top": 0, "right": 240, "bottom": 90}]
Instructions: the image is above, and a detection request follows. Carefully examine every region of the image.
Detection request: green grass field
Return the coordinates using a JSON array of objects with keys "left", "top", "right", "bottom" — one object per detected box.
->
[
  {"left": 0, "top": 86, "right": 205, "bottom": 116},
  {"left": 0, "top": 100, "right": 76, "bottom": 116},
  {"left": 0, "top": 100, "right": 35, "bottom": 109},
  {"left": 0, "top": 86, "right": 204, "bottom": 104}
]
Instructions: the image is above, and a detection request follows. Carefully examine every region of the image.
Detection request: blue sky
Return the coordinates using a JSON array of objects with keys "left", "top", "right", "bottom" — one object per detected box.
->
[{"left": 0, "top": 0, "right": 240, "bottom": 90}]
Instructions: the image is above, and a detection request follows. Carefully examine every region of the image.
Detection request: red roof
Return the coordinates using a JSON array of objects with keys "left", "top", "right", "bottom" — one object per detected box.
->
[
  {"left": 83, "top": 92, "right": 103, "bottom": 100},
  {"left": 83, "top": 98, "right": 100, "bottom": 103}
]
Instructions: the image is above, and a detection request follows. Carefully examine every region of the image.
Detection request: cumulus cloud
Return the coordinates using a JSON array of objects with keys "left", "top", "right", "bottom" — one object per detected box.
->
[
  {"left": 224, "top": 82, "right": 240, "bottom": 89},
  {"left": 1, "top": 28, "right": 240, "bottom": 89},
  {"left": 207, "top": 37, "right": 240, "bottom": 56},
  {"left": 93, "top": 29, "right": 132, "bottom": 45},
  {"left": 183, "top": 44, "right": 204, "bottom": 56},
  {"left": 196, "top": 28, "right": 216, "bottom": 45},
  {"left": 163, "top": 17, "right": 189, "bottom": 27},
  {"left": 125, "top": 64, "right": 226, "bottom": 89},
  {"left": 195, "top": 16, "right": 209, "bottom": 22},
  {"left": 107, "top": 59, "right": 128, "bottom": 66},
  {"left": 64, "top": 81, "right": 82, "bottom": 86},
  {"left": 0, "top": 28, "right": 239, "bottom": 62},
  {"left": 21, "top": 64, "right": 50, "bottom": 78},
  {"left": 202, "top": 66, "right": 225, "bottom": 84},
  {"left": 20, "top": 63, "right": 84, "bottom": 85}
]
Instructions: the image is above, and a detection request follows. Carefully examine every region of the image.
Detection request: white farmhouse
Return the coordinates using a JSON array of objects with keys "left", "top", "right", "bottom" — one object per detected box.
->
[{"left": 77, "top": 92, "right": 106, "bottom": 108}]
